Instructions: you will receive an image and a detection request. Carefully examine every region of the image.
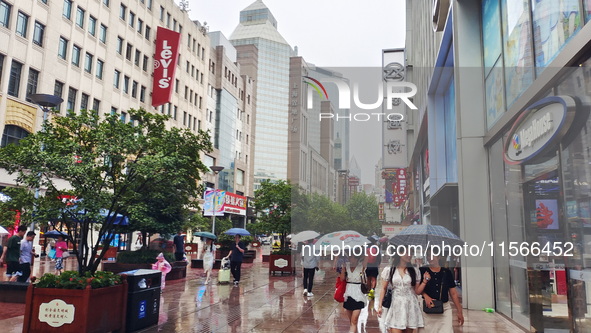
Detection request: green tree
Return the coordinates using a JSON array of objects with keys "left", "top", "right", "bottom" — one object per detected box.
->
[
  {"left": 346, "top": 192, "right": 380, "bottom": 235},
  {"left": 301, "top": 193, "right": 350, "bottom": 234},
  {"left": 253, "top": 180, "right": 293, "bottom": 252},
  {"left": 0, "top": 109, "right": 212, "bottom": 274}
]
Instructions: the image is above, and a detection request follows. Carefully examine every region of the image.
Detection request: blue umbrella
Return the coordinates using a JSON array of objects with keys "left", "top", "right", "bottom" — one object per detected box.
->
[
  {"left": 194, "top": 231, "right": 217, "bottom": 240},
  {"left": 224, "top": 228, "right": 251, "bottom": 236},
  {"left": 43, "top": 230, "right": 69, "bottom": 238}
]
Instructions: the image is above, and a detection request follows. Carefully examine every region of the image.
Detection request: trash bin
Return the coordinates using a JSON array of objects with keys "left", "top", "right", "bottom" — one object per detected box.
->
[{"left": 119, "top": 269, "right": 161, "bottom": 332}]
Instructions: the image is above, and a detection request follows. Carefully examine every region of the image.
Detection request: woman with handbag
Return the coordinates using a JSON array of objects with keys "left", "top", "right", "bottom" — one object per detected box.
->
[
  {"left": 54, "top": 236, "right": 68, "bottom": 275},
  {"left": 418, "top": 252, "right": 464, "bottom": 332},
  {"left": 340, "top": 255, "right": 368, "bottom": 333},
  {"left": 377, "top": 251, "right": 429, "bottom": 333}
]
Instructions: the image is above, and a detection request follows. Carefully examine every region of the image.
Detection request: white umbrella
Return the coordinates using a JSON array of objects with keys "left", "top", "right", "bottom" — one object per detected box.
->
[
  {"left": 316, "top": 230, "right": 370, "bottom": 249},
  {"left": 0, "top": 226, "right": 9, "bottom": 235},
  {"left": 290, "top": 230, "right": 320, "bottom": 243}
]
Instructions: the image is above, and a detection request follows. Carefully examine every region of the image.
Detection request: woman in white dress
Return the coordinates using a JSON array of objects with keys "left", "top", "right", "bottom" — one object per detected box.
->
[
  {"left": 202, "top": 238, "right": 215, "bottom": 284},
  {"left": 377, "top": 251, "right": 430, "bottom": 333},
  {"left": 339, "top": 255, "right": 367, "bottom": 333}
]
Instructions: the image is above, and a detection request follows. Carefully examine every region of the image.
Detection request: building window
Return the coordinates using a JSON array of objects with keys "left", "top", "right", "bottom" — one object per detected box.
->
[
  {"left": 33, "top": 21, "right": 45, "bottom": 46},
  {"left": 0, "top": 1, "right": 10, "bottom": 28},
  {"left": 67, "top": 87, "right": 77, "bottom": 113},
  {"left": 88, "top": 15, "right": 96, "bottom": 36},
  {"left": 159, "top": 6, "right": 164, "bottom": 21},
  {"left": 142, "top": 55, "right": 148, "bottom": 71},
  {"left": 173, "top": 19, "right": 177, "bottom": 31},
  {"left": 99, "top": 24, "right": 107, "bottom": 43},
  {"left": 140, "top": 85, "right": 146, "bottom": 102},
  {"left": 58, "top": 36, "right": 68, "bottom": 59},
  {"left": 123, "top": 75, "right": 129, "bottom": 94},
  {"left": 15, "top": 11, "right": 28, "bottom": 38},
  {"left": 120, "top": 112, "right": 127, "bottom": 123},
  {"left": 134, "top": 49, "right": 141, "bottom": 66},
  {"left": 137, "top": 18, "right": 143, "bottom": 34},
  {"left": 183, "top": 111, "right": 187, "bottom": 125},
  {"left": 131, "top": 81, "right": 138, "bottom": 98},
  {"left": 145, "top": 25, "right": 151, "bottom": 40},
  {"left": 116, "top": 36, "right": 123, "bottom": 54},
  {"left": 7, "top": 60, "right": 22, "bottom": 97},
  {"left": 128, "top": 11, "right": 135, "bottom": 28},
  {"left": 111, "top": 107, "right": 117, "bottom": 115},
  {"left": 96, "top": 59, "right": 104, "bottom": 79},
  {"left": 119, "top": 4, "right": 126, "bottom": 21},
  {"left": 92, "top": 98, "right": 100, "bottom": 115},
  {"left": 126, "top": 43, "right": 132, "bottom": 61},
  {"left": 25, "top": 68, "right": 39, "bottom": 101},
  {"left": 102, "top": 0, "right": 109, "bottom": 7},
  {"left": 75, "top": 6, "right": 84, "bottom": 28},
  {"left": 166, "top": 13, "right": 170, "bottom": 28},
  {"left": 1, "top": 125, "right": 29, "bottom": 147},
  {"left": 80, "top": 93, "right": 88, "bottom": 111},
  {"left": 147, "top": 0, "right": 152, "bottom": 10},
  {"left": 84, "top": 52, "right": 93, "bottom": 73},
  {"left": 63, "top": 0, "right": 72, "bottom": 20},
  {"left": 0, "top": 53, "right": 4, "bottom": 85},
  {"left": 54, "top": 80, "right": 64, "bottom": 111},
  {"left": 71, "top": 45, "right": 81, "bottom": 67},
  {"left": 113, "top": 69, "right": 120, "bottom": 89}
]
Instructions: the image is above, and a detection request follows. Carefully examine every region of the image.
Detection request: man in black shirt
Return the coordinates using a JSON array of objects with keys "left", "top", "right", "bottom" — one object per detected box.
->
[
  {"left": 173, "top": 231, "right": 185, "bottom": 262},
  {"left": 225, "top": 235, "right": 245, "bottom": 285}
]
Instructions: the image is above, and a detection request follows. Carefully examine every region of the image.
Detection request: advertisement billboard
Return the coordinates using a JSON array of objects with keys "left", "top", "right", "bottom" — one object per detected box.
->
[
  {"left": 223, "top": 192, "right": 247, "bottom": 216},
  {"left": 152, "top": 27, "right": 181, "bottom": 107}
]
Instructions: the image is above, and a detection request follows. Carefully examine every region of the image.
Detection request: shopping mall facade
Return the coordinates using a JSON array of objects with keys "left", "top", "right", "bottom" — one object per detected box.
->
[{"left": 404, "top": 0, "right": 591, "bottom": 331}]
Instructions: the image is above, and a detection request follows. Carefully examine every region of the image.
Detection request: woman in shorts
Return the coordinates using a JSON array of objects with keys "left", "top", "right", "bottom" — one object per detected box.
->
[{"left": 340, "top": 255, "right": 367, "bottom": 333}]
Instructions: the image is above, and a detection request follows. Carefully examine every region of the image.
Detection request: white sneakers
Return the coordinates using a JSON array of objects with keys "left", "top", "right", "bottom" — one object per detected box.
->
[
  {"left": 303, "top": 289, "right": 308, "bottom": 296},
  {"left": 307, "top": 292, "right": 314, "bottom": 297}
]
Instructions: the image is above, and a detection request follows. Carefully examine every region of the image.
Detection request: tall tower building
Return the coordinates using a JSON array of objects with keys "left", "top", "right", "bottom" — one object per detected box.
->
[{"left": 230, "top": 0, "right": 294, "bottom": 188}]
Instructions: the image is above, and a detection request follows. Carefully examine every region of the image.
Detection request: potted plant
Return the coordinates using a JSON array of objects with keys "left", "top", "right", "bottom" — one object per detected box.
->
[{"left": 22, "top": 271, "right": 127, "bottom": 332}]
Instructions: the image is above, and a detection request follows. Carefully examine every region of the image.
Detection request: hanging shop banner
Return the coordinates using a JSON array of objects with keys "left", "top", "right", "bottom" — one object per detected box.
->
[
  {"left": 223, "top": 192, "right": 247, "bottom": 216},
  {"left": 152, "top": 27, "right": 181, "bottom": 107},
  {"left": 504, "top": 96, "right": 577, "bottom": 165},
  {"left": 203, "top": 189, "right": 225, "bottom": 217}
]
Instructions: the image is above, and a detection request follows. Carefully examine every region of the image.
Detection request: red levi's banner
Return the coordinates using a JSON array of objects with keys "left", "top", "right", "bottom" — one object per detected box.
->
[{"left": 152, "top": 27, "right": 181, "bottom": 107}]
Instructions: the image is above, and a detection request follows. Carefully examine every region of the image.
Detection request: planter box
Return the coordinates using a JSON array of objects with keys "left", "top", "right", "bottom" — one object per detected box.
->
[
  {"left": 215, "top": 249, "right": 230, "bottom": 260},
  {"left": 269, "top": 254, "right": 294, "bottom": 275},
  {"left": 0, "top": 281, "right": 29, "bottom": 303},
  {"left": 102, "top": 262, "right": 187, "bottom": 281},
  {"left": 191, "top": 259, "right": 221, "bottom": 269},
  {"left": 262, "top": 254, "right": 270, "bottom": 263},
  {"left": 22, "top": 283, "right": 128, "bottom": 333}
]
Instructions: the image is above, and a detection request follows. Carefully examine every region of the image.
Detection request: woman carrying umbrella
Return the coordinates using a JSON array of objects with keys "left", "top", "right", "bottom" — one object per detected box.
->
[
  {"left": 195, "top": 233, "right": 217, "bottom": 284},
  {"left": 223, "top": 228, "right": 249, "bottom": 286}
]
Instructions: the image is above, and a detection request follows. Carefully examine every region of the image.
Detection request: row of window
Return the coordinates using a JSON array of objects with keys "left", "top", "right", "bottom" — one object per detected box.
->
[
  {"left": 159, "top": 5, "right": 183, "bottom": 35},
  {"left": 113, "top": 69, "right": 147, "bottom": 102},
  {"left": 0, "top": 55, "right": 39, "bottom": 101},
  {"left": 185, "top": 61, "right": 204, "bottom": 84},
  {"left": 119, "top": 2, "right": 152, "bottom": 39},
  {"left": 186, "top": 33, "right": 205, "bottom": 59},
  {"left": 181, "top": 84, "right": 203, "bottom": 109},
  {"left": 58, "top": 36, "right": 105, "bottom": 79},
  {"left": 63, "top": 0, "right": 108, "bottom": 43},
  {"left": 103, "top": 0, "right": 153, "bottom": 11},
  {"left": 158, "top": 103, "right": 201, "bottom": 132},
  {"left": 1, "top": 1, "right": 46, "bottom": 46},
  {"left": 116, "top": 36, "right": 150, "bottom": 72}
]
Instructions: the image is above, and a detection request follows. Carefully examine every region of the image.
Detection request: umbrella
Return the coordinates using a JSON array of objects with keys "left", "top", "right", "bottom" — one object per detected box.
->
[
  {"left": 0, "top": 226, "right": 9, "bottom": 235},
  {"left": 388, "top": 224, "right": 464, "bottom": 248},
  {"left": 43, "top": 230, "right": 69, "bottom": 239},
  {"left": 316, "top": 230, "right": 370, "bottom": 249},
  {"left": 224, "top": 228, "right": 251, "bottom": 236},
  {"left": 193, "top": 231, "right": 217, "bottom": 240},
  {"left": 290, "top": 230, "right": 320, "bottom": 243}
]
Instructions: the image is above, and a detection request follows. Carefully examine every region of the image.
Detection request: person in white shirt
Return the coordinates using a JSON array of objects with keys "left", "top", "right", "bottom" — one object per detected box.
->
[{"left": 301, "top": 240, "right": 319, "bottom": 296}]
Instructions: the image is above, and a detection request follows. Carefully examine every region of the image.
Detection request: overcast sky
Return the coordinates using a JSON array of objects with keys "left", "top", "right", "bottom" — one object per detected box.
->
[{"left": 187, "top": 0, "right": 407, "bottom": 184}]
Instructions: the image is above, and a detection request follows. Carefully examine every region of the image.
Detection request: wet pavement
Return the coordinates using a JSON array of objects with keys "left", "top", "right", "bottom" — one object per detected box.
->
[{"left": 0, "top": 249, "right": 524, "bottom": 332}]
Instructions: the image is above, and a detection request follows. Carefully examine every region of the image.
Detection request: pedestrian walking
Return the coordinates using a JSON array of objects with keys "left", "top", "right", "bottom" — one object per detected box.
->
[
  {"left": 54, "top": 235, "right": 68, "bottom": 275},
  {"left": 152, "top": 252, "right": 172, "bottom": 290},
  {"left": 301, "top": 240, "right": 319, "bottom": 297},
  {"left": 418, "top": 251, "right": 464, "bottom": 332},
  {"left": 0, "top": 225, "right": 27, "bottom": 281},
  {"left": 377, "top": 250, "right": 429, "bottom": 333},
  {"left": 173, "top": 231, "right": 185, "bottom": 262},
  {"left": 225, "top": 235, "right": 245, "bottom": 286},
  {"left": 202, "top": 238, "right": 215, "bottom": 284},
  {"left": 366, "top": 240, "right": 382, "bottom": 299},
  {"left": 341, "top": 255, "right": 367, "bottom": 333},
  {"left": 18, "top": 231, "right": 36, "bottom": 283}
]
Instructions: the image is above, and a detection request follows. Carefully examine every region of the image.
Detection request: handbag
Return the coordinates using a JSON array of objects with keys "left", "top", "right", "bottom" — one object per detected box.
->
[
  {"left": 62, "top": 251, "right": 70, "bottom": 259},
  {"left": 334, "top": 276, "right": 347, "bottom": 303},
  {"left": 382, "top": 264, "right": 396, "bottom": 308},
  {"left": 48, "top": 249, "right": 56, "bottom": 259},
  {"left": 423, "top": 271, "right": 444, "bottom": 314},
  {"left": 360, "top": 270, "right": 371, "bottom": 294}
]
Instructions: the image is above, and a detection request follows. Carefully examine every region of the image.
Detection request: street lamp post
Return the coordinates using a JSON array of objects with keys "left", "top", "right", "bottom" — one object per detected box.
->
[
  {"left": 27, "top": 94, "right": 63, "bottom": 233},
  {"left": 210, "top": 165, "right": 224, "bottom": 234}
]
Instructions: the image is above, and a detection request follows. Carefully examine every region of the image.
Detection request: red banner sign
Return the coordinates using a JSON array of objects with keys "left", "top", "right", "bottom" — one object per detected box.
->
[
  {"left": 152, "top": 27, "right": 181, "bottom": 107},
  {"left": 223, "top": 192, "right": 247, "bottom": 216}
]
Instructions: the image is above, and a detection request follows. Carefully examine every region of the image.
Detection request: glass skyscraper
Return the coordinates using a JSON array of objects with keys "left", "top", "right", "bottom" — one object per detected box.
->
[{"left": 230, "top": 0, "right": 294, "bottom": 188}]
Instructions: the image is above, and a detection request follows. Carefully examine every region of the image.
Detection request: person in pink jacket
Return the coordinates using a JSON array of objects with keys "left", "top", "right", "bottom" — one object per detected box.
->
[{"left": 152, "top": 252, "right": 172, "bottom": 291}]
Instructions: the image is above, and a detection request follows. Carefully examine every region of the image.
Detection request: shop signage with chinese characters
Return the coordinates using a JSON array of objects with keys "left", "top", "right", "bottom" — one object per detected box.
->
[
  {"left": 223, "top": 192, "right": 247, "bottom": 216},
  {"left": 504, "top": 96, "right": 577, "bottom": 165},
  {"left": 152, "top": 27, "right": 181, "bottom": 107},
  {"left": 38, "top": 299, "right": 75, "bottom": 328}
]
